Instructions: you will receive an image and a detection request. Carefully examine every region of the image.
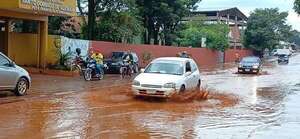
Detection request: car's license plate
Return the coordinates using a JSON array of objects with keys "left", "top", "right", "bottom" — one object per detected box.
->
[
  {"left": 245, "top": 69, "right": 250, "bottom": 72},
  {"left": 147, "top": 89, "right": 156, "bottom": 94}
]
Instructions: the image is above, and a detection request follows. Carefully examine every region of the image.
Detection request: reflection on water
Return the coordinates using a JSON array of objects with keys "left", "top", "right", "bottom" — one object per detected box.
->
[{"left": 0, "top": 54, "right": 299, "bottom": 139}]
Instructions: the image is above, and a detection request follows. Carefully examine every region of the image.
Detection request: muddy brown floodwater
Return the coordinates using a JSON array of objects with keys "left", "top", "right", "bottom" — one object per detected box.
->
[{"left": 0, "top": 54, "right": 300, "bottom": 139}]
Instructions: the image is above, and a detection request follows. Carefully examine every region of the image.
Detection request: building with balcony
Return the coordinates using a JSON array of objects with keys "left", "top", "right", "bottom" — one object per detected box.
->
[{"left": 184, "top": 7, "right": 248, "bottom": 49}]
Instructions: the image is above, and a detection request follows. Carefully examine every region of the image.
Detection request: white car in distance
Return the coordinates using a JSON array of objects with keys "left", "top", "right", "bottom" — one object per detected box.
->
[{"left": 132, "top": 57, "right": 201, "bottom": 98}]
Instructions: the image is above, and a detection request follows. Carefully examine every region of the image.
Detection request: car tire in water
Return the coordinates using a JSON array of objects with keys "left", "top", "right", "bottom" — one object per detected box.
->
[
  {"left": 197, "top": 80, "right": 201, "bottom": 89},
  {"left": 179, "top": 85, "right": 186, "bottom": 93},
  {"left": 14, "top": 78, "right": 29, "bottom": 96},
  {"left": 99, "top": 70, "right": 104, "bottom": 80},
  {"left": 84, "top": 69, "right": 92, "bottom": 81},
  {"left": 257, "top": 68, "right": 262, "bottom": 75},
  {"left": 120, "top": 67, "right": 126, "bottom": 78}
]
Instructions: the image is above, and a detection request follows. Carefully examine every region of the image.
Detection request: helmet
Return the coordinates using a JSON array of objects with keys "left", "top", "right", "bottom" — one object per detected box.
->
[{"left": 75, "top": 48, "right": 81, "bottom": 55}]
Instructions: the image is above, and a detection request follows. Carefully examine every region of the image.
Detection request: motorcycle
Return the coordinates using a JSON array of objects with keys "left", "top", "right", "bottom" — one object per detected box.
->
[
  {"left": 120, "top": 61, "right": 133, "bottom": 78},
  {"left": 84, "top": 59, "right": 108, "bottom": 81},
  {"left": 72, "top": 56, "right": 87, "bottom": 76}
]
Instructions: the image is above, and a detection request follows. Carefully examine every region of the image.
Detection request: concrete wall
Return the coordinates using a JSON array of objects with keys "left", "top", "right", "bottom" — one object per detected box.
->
[
  {"left": 91, "top": 41, "right": 253, "bottom": 67},
  {"left": 3, "top": 33, "right": 60, "bottom": 67},
  {"left": 5, "top": 33, "right": 252, "bottom": 68},
  {"left": 224, "top": 49, "right": 253, "bottom": 63},
  {"left": 47, "top": 35, "right": 60, "bottom": 65}
]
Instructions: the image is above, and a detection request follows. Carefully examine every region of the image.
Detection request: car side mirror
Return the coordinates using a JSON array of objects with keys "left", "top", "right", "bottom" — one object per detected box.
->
[
  {"left": 9, "top": 62, "right": 16, "bottom": 67},
  {"left": 140, "top": 68, "right": 145, "bottom": 73},
  {"left": 185, "top": 71, "right": 192, "bottom": 77}
]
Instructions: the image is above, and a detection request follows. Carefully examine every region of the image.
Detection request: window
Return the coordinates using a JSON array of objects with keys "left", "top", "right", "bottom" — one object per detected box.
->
[
  {"left": 0, "top": 54, "right": 10, "bottom": 66},
  {"left": 145, "top": 62, "right": 183, "bottom": 75},
  {"left": 12, "top": 20, "right": 38, "bottom": 34},
  {"left": 186, "top": 62, "right": 191, "bottom": 72},
  {"left": 191, "top": 61, "right": 197, "bottom": 72},
  {"left": 112, "top": 52, "right": 124, "bottom": 59}
]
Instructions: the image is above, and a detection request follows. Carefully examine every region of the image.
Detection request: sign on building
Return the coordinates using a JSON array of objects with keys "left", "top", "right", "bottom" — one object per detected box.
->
[{"left": 20, "top": 0, "right": 76, "bottom": 16}]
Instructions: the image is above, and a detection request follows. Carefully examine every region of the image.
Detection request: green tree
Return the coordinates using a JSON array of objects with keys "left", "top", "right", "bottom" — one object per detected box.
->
[
  {"left": 79, "top": 0, "right": 143, "bottom": 42},
  {"left": 244, "top": 8, "right": 291, "bottom": 55},
  {"left": 136, "top": 0, "right": 201, "bottom": 45},
  {"left": 295, "top": 0, "right": 300, "bottom": 14},
  {"left": 94, "top": 12, "right": 143, "bottom": 43},
  {"left": 48, "top": 16, "right": 69, "bottom": 35},
  {"left": 176, "top": 18, "right": 230, "bottom": 51},
  {"left": 289, "top": 30, "right": 300, "bottom": 45}
]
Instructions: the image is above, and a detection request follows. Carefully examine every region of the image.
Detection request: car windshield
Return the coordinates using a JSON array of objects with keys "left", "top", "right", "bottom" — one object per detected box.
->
[
  {"left": 145, "top": 61, "right": 184, "bottom": 75},
  {"left": 241, "top": 57, "right": 259, "bottom": 63},
  {"left": 279, "top": 55, "right": 288, "bottom": 58},
  {"left": 112, "top": 52, "right": 124, "bottom": 59}
]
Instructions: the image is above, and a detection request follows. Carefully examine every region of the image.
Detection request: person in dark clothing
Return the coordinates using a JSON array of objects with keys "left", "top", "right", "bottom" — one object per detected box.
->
[{"left": 180, "top": 51, "right": 190, "bottom": 58}]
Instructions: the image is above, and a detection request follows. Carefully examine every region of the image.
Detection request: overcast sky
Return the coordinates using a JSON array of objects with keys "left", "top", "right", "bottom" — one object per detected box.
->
[{"left": 196, "top": 0, "right": 300, "bottom": 31}]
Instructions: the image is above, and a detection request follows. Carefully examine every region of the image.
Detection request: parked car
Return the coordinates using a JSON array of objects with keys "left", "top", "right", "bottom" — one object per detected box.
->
[
  {"left": 132, "top": 57, "right": 201, "bottom": 98},
  {"left": 273, "top": 49, "right": 292, "bottom": 56},
  {"left": 0, "top": 52, "right": 31, "bottom": 96},
  {"left": 104, "top": 51, "right": 139, "bottom": 73},
  {"left": 278, "top": 54, "right": 289, "bottom": 64},
  {"left": 238, "top": 56, "right": 262, "bottom": 74}
]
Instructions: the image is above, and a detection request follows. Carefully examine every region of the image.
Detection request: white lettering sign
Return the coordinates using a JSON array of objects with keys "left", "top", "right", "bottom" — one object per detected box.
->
[{"left": 21, "top": 0, "right": 75, "bottom": 15}]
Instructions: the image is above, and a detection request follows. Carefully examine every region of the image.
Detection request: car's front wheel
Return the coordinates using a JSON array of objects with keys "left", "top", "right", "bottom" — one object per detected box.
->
[
  {"left": 14, "top": 78, "right": 29, "bottom": 96},
  {"left": 179, "top": 85, "right": 186, "bottom": 93},
  {"left": 197, "top": 80, "right": 201, "bottom": 89}
]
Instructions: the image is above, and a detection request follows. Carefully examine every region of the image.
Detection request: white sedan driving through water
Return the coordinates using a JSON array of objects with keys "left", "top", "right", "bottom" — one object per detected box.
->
[{"left": 132, "top": 57, "right": 201, "bottom": 98}]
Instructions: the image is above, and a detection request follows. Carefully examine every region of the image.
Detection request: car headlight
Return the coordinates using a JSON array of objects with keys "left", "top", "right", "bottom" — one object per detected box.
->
[
  {"left": 132, "top": 80, "right": 140, "bottom": 86},
  {"left": 238, "top": 64, "right": 242, "bottom": 68},
  {"left": 253, "top": 65, "right": 259, "bottom": 69},
  {"left": 163, "top": 83, "right": 176, "bottom": 88}
]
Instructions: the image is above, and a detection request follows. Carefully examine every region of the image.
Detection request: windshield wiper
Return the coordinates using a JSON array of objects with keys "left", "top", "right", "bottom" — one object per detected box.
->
[
  {"left": 146, "top": 71, "right": 161, "bottom": 74},
  {"left": 169, "top": 73, "right": 182, "bottom": 75}
]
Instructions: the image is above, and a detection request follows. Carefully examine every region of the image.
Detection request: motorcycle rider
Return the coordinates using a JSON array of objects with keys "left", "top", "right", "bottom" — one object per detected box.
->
[
  {"left": 122, "top": 51, "right": 133, "bottom": 72},
  {"left": 75, "top": 48, "right": 84, "bottom": 65},
  {"left": 180, "top": 51, "right": 190, "bottom": 58},
  {"left": 90, "top": 51, "right": 104, "bottom": 76}
]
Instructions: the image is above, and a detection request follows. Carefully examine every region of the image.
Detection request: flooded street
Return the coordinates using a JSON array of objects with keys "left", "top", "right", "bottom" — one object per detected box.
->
[{"left": 0, "top": 54, "right": 300, "bottom": 139}]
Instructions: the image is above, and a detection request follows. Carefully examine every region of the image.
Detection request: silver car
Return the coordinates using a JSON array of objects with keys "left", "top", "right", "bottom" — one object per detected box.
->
[{"left": 0, "top": 52, "right": 31, "bottom": 96}]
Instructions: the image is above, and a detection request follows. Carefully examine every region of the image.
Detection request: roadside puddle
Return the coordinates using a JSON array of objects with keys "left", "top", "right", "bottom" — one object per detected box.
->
[
  {"left": 170, "top": 88, "right": 210, "bottom": 102},
  {"left": 92, "top": 85, "right": 240, "bottom": 109},
  {"left": 170, "top": 88, "right": 239, "bottom": 108}
]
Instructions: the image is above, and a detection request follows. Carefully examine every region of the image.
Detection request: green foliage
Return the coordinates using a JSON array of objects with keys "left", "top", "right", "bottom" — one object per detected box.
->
[
  {"left": 50, "top": 38, "right": 72, "bottom": 71},
  {"left": 289, "top": 30, "right": 300, "bottom": 45},
  {"left": 81, "top": 0, "right": 143, "bottom": 43},
  {"left": 12, "top": 20, "right": 38, "bottom": 33},
  {"left": 244, "top": 8, "right": 292, "bottom": 52},
  {"left": 77, "top": 0, "right": 201, "bottom": 44},
  {"left": 97, "top": 12, "right": 143, "bottom": 43},
  {"left": 137, "top": 0, "right": 201, "bottom": 45},
  {"left": 295, "top": 0, "right": 300, "bottom": 14},
  {"left": 176, "top": 18, "right": 230, "bottom": 51},
  {"left": 48, "top": 16, "right": 69, "bottom": 35}
]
